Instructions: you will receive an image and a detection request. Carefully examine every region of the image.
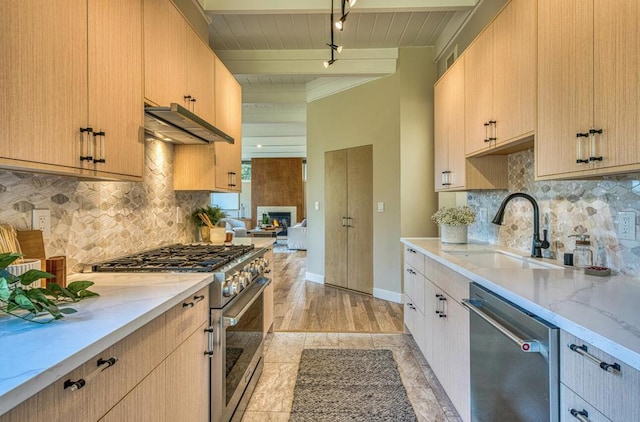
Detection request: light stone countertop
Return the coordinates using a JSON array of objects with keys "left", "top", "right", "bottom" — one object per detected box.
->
[
  {"left": 400, "top": 237, "right": 640, "bottom": 371},
  {"left": 0, "top": 272, "right": 213, "bottom": 416}
]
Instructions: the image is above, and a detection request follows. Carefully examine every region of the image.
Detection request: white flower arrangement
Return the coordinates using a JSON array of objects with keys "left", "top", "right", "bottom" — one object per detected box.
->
[{"left": 431, "top": 206, "right": 476, "bottom": 226}]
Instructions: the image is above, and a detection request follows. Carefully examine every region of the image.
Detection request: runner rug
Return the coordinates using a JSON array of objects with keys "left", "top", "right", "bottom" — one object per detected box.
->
[{"left": 289, "top": 349, "right": 418, "bottom": 421}]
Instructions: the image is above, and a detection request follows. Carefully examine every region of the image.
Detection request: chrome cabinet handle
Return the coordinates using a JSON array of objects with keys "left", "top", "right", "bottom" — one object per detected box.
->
[
  {"left": 64, "top": 357, "right": 118, "bottom": 392},
  {"left": 193, "top": 294, "right": 205, "bottom": 303},
  {"left": 92, "top": 130, "right": 106, "bottom": 164},
  {"left": 576, "top": 132, "right": 590, "bottom": 164},
  {"left": 588, "top": 128, "right": 603, "bottom": 162},
  {"left": 462, "top": 299, "right": 541, "bottom": 353},
  {"left": 441, "top": 170, "right": 451, "bottom": 186},
  {"left": 406, "top": 268, "right": 416, "bottom": 275},
  {"left": 569, "top": 408, "right": 590, "bottom": 422},
  {"left": 204, "top": 326, "right": 214, "bottom": 357},
  {"left": 488, "top": 120, "right": 497, "bottom": 142},
  {"left": 568, "top": 344, "right": 621, "bottom": 373},
  {"left": 407, "top": 248, "right": 417, "bottom": 254},
  {"left": 79, "top": 127, "right": 94, "bottom": 162},
  {"left": 183, "top": 301, "right": 194, "bottom": 308}
]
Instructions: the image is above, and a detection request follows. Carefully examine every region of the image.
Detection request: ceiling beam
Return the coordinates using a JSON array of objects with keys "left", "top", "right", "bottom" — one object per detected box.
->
[
  {"left": 217, "top": 48, "right": 398, "bottom": 76},
  {"left": 202, "top": 0, "right": 476, "bottom": 14}
]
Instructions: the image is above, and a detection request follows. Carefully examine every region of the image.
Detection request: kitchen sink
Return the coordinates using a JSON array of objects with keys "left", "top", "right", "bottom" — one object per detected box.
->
[{"left": 445, "top": 249, "right": 564, "bottom": 270}]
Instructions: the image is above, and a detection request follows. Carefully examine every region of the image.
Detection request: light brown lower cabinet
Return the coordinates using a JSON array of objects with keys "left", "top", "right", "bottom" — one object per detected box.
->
[
  {"left": 0, "top": 289, "right": 209, "bottom": 422},
  {"left": 402, "top": 246, "right": 471, "bottom": 422}
]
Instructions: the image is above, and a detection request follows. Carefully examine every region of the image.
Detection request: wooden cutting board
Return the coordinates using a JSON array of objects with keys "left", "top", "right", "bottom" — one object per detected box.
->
[{"left": 16, "top": 230, "right": 46, "bottom": 270}]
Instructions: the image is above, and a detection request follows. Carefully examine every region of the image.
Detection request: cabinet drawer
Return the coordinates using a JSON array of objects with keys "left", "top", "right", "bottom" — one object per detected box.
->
[
  {"left": 34, "top": 314, "right": 166, "bottom": 422},
  {"left": 165, "top": 286, "right": 209, "bottom": 352},
  {"left": 404, "top": 246, "right": 425, "bottom": 274},
  {"left": 404, "top": 262, "right": 425, "bottom": 313},
  {"left": 424, "top": 255, "right": 470, "bottom": 303},
  {"left": 560, "top": 331, "right": 639, "bottom": 421},
  {"left": 560, "top": 384, "right": 611, "bottom": 422}
]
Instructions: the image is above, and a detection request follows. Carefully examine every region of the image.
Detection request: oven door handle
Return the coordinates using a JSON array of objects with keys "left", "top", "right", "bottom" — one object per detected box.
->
[
  {"left": 462, "top": 298, "right": 541, "bottom": 354},
  {"left": 224, "top": 277, "right": 271, "bottom": 327}
]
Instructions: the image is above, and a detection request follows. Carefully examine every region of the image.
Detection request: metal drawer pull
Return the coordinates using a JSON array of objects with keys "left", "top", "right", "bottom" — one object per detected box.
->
[
  {"left": 406, "top": 268, "right": 416, "bottom": 275},
  {"left": 462, "top": 299, "right": 540, "bottom": 353},
  {"left": 568, "top": 344, "right": 621, "bottom": 373},
  {"left": 193, "top": 294, "right": 205, "bottom": 303},
  {"left": 183, "top": 301, "right": 194, "bottom": 308},
  {"left": 204, "top": 326, "right": 214, "bottom": 357},
  {"left": 569, "top": 408, "right": 590, "bottom": 422},
  {"left": 64, "top": 357, "right": 118, "bottom": 391}
]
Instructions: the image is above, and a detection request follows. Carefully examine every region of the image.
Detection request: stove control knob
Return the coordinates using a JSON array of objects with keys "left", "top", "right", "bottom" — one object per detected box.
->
[
  {"left": 222, "top": 279, "right": 233, "bottom": 297},
  {"left": 229, "top": 280, "right": 239, "bottom": 296},
  {"left": 232, "top": 273, "right": 244, "bottom": 291}
]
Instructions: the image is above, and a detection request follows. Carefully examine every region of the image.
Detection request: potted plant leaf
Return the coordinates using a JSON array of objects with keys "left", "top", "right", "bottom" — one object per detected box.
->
[{"left": 0, "top": 253, "right": 99, "bottom": 323}]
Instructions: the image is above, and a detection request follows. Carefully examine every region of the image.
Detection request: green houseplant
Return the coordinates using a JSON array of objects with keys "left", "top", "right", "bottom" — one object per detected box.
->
[
  {"left": 431, "top": 206, "right": 476, "bottom": 244},
  {"left": 0, "top": 253, "right": 98, "bottom": 323}
]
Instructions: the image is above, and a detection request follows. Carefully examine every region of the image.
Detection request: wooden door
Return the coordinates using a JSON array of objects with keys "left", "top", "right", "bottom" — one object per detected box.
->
[
  {"left": 143, "top": 0, "right": 187, "bottom": 107},
  {"left": 492, "top": 0, "right": 536, "bottom": 147},
  {"left": 186, "top": 28, "right": 216, "bottom": 124},
  {"left": 0, "top": 0, "right": 86, "bottom": 170},
  {"left": 593, "top": 0, "right": 640, "bottom": 171},
  {"left": 346, "top": 145, "right": 373, "bottom": 294},
  {"left": 165, "top": 323, "right": 209, "bottom": 422},
  {"left": 464, "top": 26, "right": 494, "bottom": 155},
  {"left": 537, "top": 0, "right": 594, "bottom": 178},
  {"left": 100, "top": 362, "right": 166, "bottom": 422},
  {"left": 88, "top": 0, "right": 144, "bottom": 178},
  {"left": 324, "top": 149, "right": 348, "bottom": 289}
]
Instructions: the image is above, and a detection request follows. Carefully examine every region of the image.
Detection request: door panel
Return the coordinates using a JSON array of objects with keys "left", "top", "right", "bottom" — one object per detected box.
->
[
  {"left": 347, "top": 145, "right": 373, "bottom": 294},
  {"left": 324, "top": 149, "right": 348, "bottom": 289}
]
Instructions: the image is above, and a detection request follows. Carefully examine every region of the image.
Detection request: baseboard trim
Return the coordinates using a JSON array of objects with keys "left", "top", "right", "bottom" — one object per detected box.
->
[
  {"left": 305, "top": 272, "right": 325, "bottom": 284},
  {"left": 373, "top": 288, "right": 403, "bottom": 304}
]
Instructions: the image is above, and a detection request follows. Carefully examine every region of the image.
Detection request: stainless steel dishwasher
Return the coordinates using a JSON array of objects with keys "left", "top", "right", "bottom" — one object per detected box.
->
[{"left": 462, "top": 283, "right": 559, "bottom": 422}]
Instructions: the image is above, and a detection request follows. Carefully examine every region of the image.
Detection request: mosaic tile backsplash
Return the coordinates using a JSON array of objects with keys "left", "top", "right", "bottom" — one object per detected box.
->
[
  {"left": 0, "top": 139, "right": 210, "bottom": 272},
  {"left": 468, "top": 149, "right": 640, "bottom": 276}
]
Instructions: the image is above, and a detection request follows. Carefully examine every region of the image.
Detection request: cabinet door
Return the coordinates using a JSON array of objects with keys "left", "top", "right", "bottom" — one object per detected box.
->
[
  {"left": 324, "top": 149, "right": 349, "bottom": 289},
  {"left": 174, "top": 144, "right": 217, "bottom": 190},
  {"left": 214, "top": 56, "right": 241, "bottom": 191},
  {"left": 464, "top": 26, "right": 494, "bottom": 155},
  {"left": 492, "top": 0, "right": 536, "bottom": 147},
  {"left": 165, "top": 322, "right": 209, "bottom": 422},
  {"left": 0, "top": 0, "right": 86, "bottom": 170},
  {"left": 593, "top": 0, "right": 640, "bottom": 171},
  {"left": 100, "top": 362, "right": 166, "bottom": 422},
  {"left": 434, "top": 57, "right": 465, "bottom": 191},
  {"left": 144, "top": 0, "right": 187, "bottom": 107},
  {"left": 537, "top": 0, "right": 594, "bottom": 178},
  {"left": 186, "top": 29, "right": 216, "bottom": 124},
  {"left": 88, "top": 0, "right": 144, "bottom": 178}
]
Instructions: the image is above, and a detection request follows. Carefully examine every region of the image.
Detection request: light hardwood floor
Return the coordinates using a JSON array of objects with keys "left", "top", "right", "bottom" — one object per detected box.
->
[{"left": 272, "top": 249, "right": 404, "bottom": 333}]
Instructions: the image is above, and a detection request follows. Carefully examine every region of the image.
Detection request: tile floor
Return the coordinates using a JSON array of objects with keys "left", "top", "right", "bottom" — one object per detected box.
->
[{"left": 242, "top": 332, "right": 463, "bottom": 422}]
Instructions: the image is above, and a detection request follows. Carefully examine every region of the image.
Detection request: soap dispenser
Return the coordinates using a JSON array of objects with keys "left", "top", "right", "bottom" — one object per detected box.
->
[{"left": 569, "top": 234, "right": 593, "bottom": 268}]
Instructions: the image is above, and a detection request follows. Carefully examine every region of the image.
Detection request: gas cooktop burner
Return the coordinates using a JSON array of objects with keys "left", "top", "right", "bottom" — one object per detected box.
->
[{"left": 92, "top": 244, "right": 256, "bottom": 273}]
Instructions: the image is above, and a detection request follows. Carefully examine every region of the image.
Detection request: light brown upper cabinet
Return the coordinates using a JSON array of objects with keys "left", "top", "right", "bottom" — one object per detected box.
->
[
  {"left": 434, "top": 56, "right": 508, "bottom": 192},
  {"left": 464, "top": 0, "right": 536, "bottom": 157},
  {"left": 144, "top": 0, "right": 215, "bottom": 122},
  {"left": 0, "top": 0, "right": 144, "bottom": 180},
  {"left": 214, "top": 55, "right": 243, "bottom": 192},
  {"left": 537, "top": 0, "right": 640, "bottom": 179}
]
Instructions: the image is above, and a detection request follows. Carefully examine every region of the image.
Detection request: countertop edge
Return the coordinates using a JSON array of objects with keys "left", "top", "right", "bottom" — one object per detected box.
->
[
  {"left": 400, "top": 237, "right": 640, "bottom": 371},
  {"left": 0, "top": 274, "right": 214, "bottom": 416}
]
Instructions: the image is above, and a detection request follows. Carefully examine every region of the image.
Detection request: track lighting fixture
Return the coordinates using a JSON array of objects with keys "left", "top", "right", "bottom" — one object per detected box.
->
[
  {"left": 335, "top": 12, "right": 348, "bottom": 30},
  {"left": 327, "top": 43, "right": 343, "bottom": 53},
  {"left": 323, "top": 59, "right": 337, "bottom": 68}
]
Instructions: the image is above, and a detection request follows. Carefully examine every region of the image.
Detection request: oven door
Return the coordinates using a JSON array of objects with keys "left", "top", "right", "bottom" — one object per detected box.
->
[{"left": 212, "top": 277, "right": 269, "bottom": 422}]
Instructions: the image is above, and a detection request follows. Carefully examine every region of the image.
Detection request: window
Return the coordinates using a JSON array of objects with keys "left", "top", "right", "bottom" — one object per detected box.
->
[{"left": 241, "top": 162, "right": 251, "bottom": 181}]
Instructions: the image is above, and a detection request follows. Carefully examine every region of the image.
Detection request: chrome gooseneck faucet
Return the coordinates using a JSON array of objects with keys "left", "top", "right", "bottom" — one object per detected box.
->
[{"left": 492, "top": 192, "right": 550, "bottom": 258}]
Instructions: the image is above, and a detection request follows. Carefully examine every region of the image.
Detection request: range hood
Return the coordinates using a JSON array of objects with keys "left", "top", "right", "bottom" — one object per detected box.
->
[{"left": 144, "top": 103, "right": 234, "bottom": 145}]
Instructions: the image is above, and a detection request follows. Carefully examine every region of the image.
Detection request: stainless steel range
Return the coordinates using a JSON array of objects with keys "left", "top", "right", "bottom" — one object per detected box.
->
[{"left": 93, "top": 243, "right": 270, "bottom": 422}]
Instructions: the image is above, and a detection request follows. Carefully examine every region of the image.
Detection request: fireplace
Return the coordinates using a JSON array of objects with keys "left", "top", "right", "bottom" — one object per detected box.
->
[{"left": 256, "top": 206, "right": 297, "bottom": 236}]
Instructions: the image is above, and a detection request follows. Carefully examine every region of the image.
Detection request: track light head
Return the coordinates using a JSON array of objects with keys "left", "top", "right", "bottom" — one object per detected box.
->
[
  {"left": 323, "top": 59, "right": 337, "bottom": 68},
  {"left": 327, "top": 43, "right": 343, "bottom": 53},
  {"left": 335, "top": 12, "right": 348, "bottom": 30},
  {"left": 348, "top": 0, "right": 357, "bottom": 6}
]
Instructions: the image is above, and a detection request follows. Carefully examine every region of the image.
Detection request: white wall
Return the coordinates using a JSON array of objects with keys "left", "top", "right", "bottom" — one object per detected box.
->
[{"left": 306, "top": 47, "right": 438, "bottom": 300}]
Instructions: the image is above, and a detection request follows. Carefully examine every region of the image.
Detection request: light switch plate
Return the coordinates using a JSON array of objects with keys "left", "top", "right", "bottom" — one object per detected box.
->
[
  {"left": 618, "top": 211, "right": 636, "bottom": 240},
  {"left": 314, "top": 201, "right": 320, "bottom": 211},
  {"left": 377, "top": 202, "right": 384, "bottom": 213}
]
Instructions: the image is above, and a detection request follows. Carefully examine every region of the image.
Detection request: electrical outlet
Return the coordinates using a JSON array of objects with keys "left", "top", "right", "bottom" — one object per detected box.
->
[
  {"left": 32, "top": 209, "right": 51, "bottom": 238},
  {"left": 176, "top": 206, "right": 183, "bottom": 222},
  {"left": 377, "top": 202, "right": 384, "bottom": 213},
  {"left": 618, "top": 211, "right": 636, "bottom": 240}
]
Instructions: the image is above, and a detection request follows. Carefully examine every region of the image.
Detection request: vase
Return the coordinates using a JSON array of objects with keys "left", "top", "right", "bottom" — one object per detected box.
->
[
  {"left": 440, "top": 225, "right": 468, "bottom": 244},
  {"left": 209, "top": 227, "right": 226, "bottom": 244},
  {"left": 200, "top": 226, "right": 211, "bottom": 242}
]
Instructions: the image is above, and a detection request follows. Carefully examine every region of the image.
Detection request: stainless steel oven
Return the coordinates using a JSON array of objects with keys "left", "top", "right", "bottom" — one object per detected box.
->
[{"left": 211, "top": 276, "right": 269, "bottom": 422}]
